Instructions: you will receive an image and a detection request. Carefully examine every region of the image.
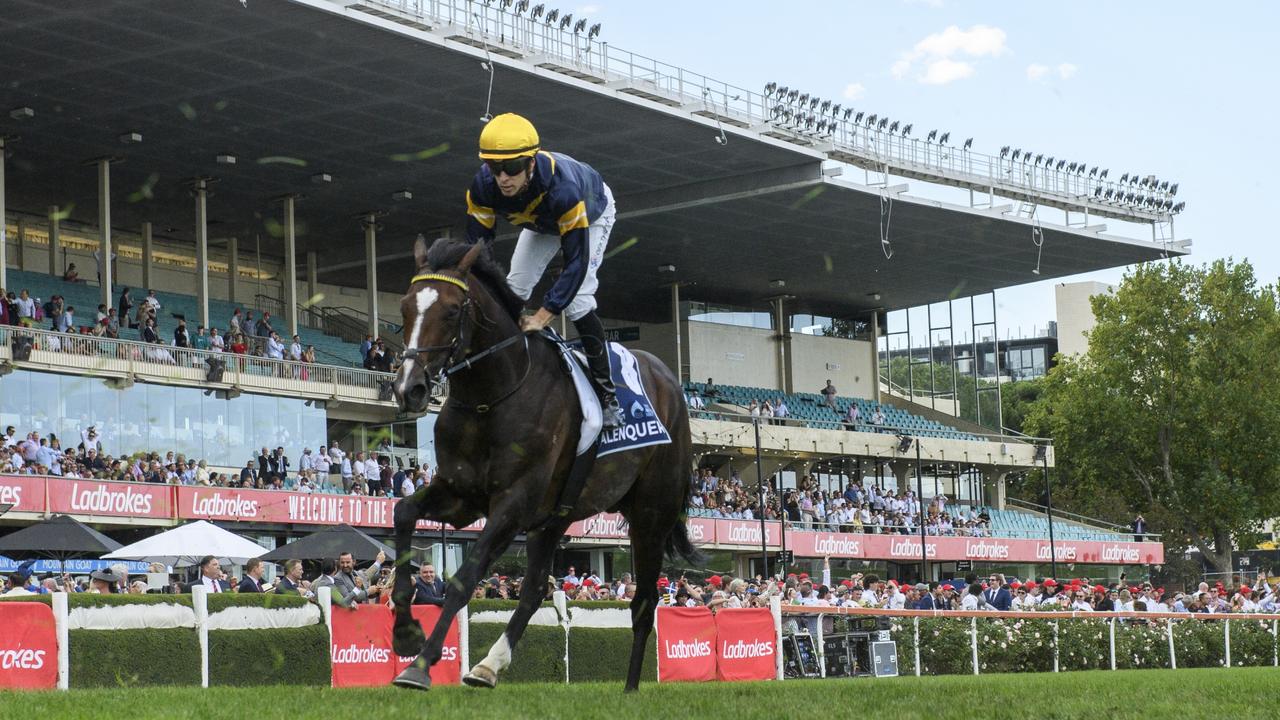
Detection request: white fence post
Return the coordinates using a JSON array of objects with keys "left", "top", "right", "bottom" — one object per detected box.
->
[
  {"left": 970, "top": 616, "right": 979, "bottom": 675},
  {"left": 913, "top": 616, "right": 921, "bottom": 677},
  {"left": 553, "top": 590, "right": 569, "bottom": 684},
  {"left": 192, "top": 586, "right": 209, "bottom": 688},
  {"left": 52, "top": 591, "right": 69, "bottom": 690},
  {"left": 770, "top": 596, "right": 783, "bottom": 681},
  {"left": 1224, "top": 619, "right": 1231, "bottom": 668},
  {"left": 459, "top": 603, "right": 470, "bottom": 680},
  {"left": 1273, "top": 620, "right": 1277, "bottom": 667},
  {"left": 316, "top": 591, "right": 334, "bottom": 687},
  {"left": 1108, "top": 617, "right": 1116, "bottom": 671},
  {"left": 814, "top": 610, "right": 826, "bottom": 678},
  {"left": 1052, "top": 620, "right": 1059, "bottom": 673},
  {"left": 1167, "top": 620, "right": 1177, "bottom": 670}
]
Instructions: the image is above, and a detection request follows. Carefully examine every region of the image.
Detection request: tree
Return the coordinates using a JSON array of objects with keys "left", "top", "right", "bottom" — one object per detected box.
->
[
  {"left": 1023, "top": 259, "right": 1280, "bottom": 574},
  {"left": 1000, "top": 378, "right": 1044, "bottom": 435}
]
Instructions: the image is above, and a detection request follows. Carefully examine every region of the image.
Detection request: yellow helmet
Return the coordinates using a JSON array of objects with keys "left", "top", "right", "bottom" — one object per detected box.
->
[{"left": 478, "top": 113, "right": 540, "bottom": 160}]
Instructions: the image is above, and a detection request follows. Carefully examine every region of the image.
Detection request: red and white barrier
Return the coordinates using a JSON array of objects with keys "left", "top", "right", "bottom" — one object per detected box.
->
[
  {"left": 654, "top": 606, "right": 776, "bottom": 683},
  {"left": 326, "top": 602, "right": 462, "bottom": 688},
  {"left": 0, "top": 602, "right": 59, "bottom": 690}
]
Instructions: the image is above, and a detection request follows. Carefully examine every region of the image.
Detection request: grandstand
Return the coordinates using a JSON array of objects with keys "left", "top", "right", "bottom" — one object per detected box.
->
[{"left": 0, "top": 0, "right": 1173, "bottom": 582}]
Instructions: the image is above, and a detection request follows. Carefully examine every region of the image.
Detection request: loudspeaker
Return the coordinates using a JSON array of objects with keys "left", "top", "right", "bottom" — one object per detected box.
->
[
  {"left": 205, "top": 357, "right": 225, "bottom": 383},
  {"left": 11, "top": 336, "right": 34, "bottom": 362}
]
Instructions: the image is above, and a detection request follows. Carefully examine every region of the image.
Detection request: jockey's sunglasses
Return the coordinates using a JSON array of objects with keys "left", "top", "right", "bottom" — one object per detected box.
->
[{"left": 485, "top": 157, "right": 531, "bottom": 177}]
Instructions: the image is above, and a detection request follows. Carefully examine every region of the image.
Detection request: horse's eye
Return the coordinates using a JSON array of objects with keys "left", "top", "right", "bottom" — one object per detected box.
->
[{"left": 446, "top": 306, "right": 461, "bottom": 320}]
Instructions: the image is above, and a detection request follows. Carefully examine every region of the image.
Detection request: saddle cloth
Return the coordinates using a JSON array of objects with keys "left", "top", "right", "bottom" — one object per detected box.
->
[{"left": 551, "top": 339, "right": 673, "bottom": 458}]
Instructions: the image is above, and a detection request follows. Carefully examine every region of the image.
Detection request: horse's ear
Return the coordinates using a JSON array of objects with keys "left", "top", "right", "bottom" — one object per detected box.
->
[
  {"left": 413, "top": 234, "right": 430, "bottom": 271},
  {"left": 457, "top": 241, "right": 484, "bottom": 276}
]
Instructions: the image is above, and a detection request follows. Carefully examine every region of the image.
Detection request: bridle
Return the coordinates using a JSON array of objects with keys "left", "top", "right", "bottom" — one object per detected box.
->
[{"left": 402, "top": 272, "right": 530, "bottom": 413}]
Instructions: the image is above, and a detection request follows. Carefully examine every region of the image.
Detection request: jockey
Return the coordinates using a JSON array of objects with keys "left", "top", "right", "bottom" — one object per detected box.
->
[{"left": 464, "top": 112, "right": 624, "bottom": 428}]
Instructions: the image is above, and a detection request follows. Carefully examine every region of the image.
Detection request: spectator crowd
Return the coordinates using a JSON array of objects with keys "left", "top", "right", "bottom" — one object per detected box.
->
[{"left": 1, "top": 424, "right": 433, "bottom": 499}]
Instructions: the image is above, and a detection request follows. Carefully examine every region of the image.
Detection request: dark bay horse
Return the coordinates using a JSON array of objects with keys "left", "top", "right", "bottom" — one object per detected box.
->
[{"left": 389, "top": 236, "right": 698, "bottom": 692}]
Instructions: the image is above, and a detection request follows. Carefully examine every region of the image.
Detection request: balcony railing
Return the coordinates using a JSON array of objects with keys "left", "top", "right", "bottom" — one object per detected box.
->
[
  {"left": 0, "top": 325, "right": 396, "bottom": 404},
  {"left": 351, "top": 0, "right": 1181, "bottom": 226}
]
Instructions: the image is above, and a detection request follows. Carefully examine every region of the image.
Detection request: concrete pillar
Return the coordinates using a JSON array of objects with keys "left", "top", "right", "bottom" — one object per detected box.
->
[
  {"left": 981, "top": 469, "right": 1008, "bottom": 510},
  {"left": 772, "top": 296, "right": 791, "bottom": 393},
  {"left": 870, "top": 310, "right": 882, "bottom": 404},
  {"left": 306, "top": 250, "right": 318, "bottom": 305},
  {"left": 282, "top": 196, "right": 298, "bottom": 337},
  {"left": 671, "top": 282, "right": 683, "bottom": 385},
  {"left": 97, "top": 158, "right": 113, "bottom": 310},
  {"left": 48, "top": 206, "right": 61, "bottom": 277},
  {"left": 141, "top": 221, "right": 153, "bottom": 291},
  {"left": 227, "top": 236, "right": 239, "bottom": 304},
  {"left": 194, "top": 180, "right": 210, "bottom": 330},
  {"left": 0, "top": 137, "right": 8, "bottom": 290},
  {"left": 15, "top": 218, "right": 24, "bottom": 270},
  {"left": 363, "top": 214, "right": 379, "bottom": 339}
]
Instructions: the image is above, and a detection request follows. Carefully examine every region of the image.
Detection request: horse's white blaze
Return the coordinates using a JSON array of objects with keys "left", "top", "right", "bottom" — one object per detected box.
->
[
  {"left": 477, "top": 633, "right": 512, "bottom": 674},
  {"left": 396, "top": 287, "right": 439, "bottom": 398}
]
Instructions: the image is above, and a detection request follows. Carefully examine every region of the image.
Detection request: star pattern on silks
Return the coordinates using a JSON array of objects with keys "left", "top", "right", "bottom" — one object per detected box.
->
[{"left": 507, "top": 193, "right": 546, "bottom": 226}]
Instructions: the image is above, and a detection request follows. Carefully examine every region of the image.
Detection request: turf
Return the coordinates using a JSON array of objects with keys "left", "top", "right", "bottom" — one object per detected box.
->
[{"left": 3, "top": 668, "right": 1279, "bottom": 719}]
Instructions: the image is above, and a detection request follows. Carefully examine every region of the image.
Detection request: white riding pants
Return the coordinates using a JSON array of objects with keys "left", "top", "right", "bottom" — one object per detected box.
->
[{"left": 506, "top": 183, "right": 615, "bottom": 322}]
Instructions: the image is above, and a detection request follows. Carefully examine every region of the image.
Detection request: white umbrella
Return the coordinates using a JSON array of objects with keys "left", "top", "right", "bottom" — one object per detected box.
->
[{"left": 103, "top": 520, "right": 266, "bottom": 567}]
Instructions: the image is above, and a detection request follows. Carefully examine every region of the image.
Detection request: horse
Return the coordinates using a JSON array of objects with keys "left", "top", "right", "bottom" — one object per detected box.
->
[{"left": 389, "top": 236, "right": 699, "bottom": 692}]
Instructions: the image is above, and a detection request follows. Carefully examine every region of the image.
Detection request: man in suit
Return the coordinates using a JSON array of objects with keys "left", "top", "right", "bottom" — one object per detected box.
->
[
  {"left": 411, "top": 564, "right": 446, "bottom": 606},
  {"left": 237, "top": 558, "right": 266, "bottom": 593},
  {"left": 257, "top": 447, "right": 273, "bottom": 482},
  {"left": 985, "top": 573, "right": 1012, "bottom": 611},
  {"left": 239, "top": 460, "right": 258, "bottom": 487},
  {"left": 914, "top": 582, "right": 940, "bottom": 610},
  {"left": 275, "top": 559, "right": 311, "bottom": 597},
  {"left": 190, "top": 555, "right": 231, "bottom": 593},
  {"left": 310, "top": 558, "right": 338, "bottom": 595},
  {"left": 334, "top": 550, "right": 385, "bottom": 599}
]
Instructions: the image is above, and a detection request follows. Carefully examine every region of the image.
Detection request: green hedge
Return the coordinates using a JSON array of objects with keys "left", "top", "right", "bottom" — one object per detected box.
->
[
  {"left": 69, "top": 628, "right": 200, "bottom": 688},
  {"left": 885, "top": 616, "right": 1278, "bottom": 676},
  {"left": 468, "top": 622, "right": 566, "bottom": 683},
  {"left": 567, "top": 627, "right": 655, "bottom": 683},
  {"left": 209, "top": 625, "right": 330, "bottom": 686},
  {"left": 206, "top": 593, "right": 309, "bottom": 612},
  {"left": 0, "top": 593, "right": 193, "bottom": 608}
]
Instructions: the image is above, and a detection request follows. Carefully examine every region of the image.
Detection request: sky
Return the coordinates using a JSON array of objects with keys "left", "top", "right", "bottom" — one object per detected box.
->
[{"left": 568, "top": 0, "right": 1279, "bottom": 338}]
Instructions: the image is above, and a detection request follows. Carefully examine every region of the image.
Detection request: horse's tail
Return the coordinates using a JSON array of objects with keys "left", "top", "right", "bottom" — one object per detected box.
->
[
  {"left": 666, "top": 470, "right": 706, "bottom": 566},
  {"left": 665, "top": 518, "right": 706, "bottom": 567}
]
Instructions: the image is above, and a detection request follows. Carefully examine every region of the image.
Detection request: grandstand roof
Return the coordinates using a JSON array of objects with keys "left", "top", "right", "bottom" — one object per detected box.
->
[{"left": 0, "top": 0, "right": 1183, "bottom": 323}]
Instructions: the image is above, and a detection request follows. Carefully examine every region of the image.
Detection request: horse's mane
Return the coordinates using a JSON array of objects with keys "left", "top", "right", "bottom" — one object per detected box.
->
[{"left": 424, "top": 238, "right": 525, "bottom": 320}]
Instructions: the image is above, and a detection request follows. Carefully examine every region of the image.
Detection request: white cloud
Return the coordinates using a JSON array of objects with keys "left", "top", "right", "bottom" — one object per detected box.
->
[
  {"left": 842, "top": 82, "right": 866, "bottom": 100},
  {"left": 1026, "top": 62, "right": 1078, "bottom": 83},
  {"left": 578, "top": 4, "right": 600, "bottom": 15},
  {"left": 892, "top": 24, "right": 1008, "bottom": 85},
  {"left": 921, "top": 59, "right": 974, "bottom": 85}
]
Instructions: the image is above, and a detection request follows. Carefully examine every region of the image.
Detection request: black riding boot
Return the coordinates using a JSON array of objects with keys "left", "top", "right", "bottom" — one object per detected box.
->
[{"left": 573, "top": 311, "right": 624, "bottom": 429}]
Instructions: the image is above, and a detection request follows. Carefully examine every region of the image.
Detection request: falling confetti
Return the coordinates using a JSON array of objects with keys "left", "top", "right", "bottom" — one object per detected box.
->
[
  {"left": 257, "top": 156, "right": 308, "bottom": 167},
  {"left": 603, "top": 236, "right": 638, "bottom": 260},
  {"left": 789, "top": 185, "right": 826, "bottom": 210},
  {"left": 177, "top": 102, "right": 197, "bottom": 120},
  {"left": 127, "top": 173, "right": 161, "bottom": 203},
  {"left": 389, "top": 143, "right": 451, "bottom": 162}
]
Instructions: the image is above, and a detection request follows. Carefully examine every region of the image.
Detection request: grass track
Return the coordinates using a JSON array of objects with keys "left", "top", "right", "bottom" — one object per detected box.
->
[{"left": 3, "top": 668, "right": 1280, "bottom": 719}]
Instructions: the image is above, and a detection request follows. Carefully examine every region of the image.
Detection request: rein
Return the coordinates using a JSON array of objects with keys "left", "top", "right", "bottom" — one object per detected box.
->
[{"left": 405, "top": 272, "right": 532, "bottom": 414}]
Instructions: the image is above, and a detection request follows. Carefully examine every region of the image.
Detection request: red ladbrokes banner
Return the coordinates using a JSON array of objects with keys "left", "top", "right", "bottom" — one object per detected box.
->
[
  {"left": 713, "top": 609, "right": 776, "bottom": 681},
  {"left": 0, "top": 602, "right": 58, "bottom": 689},
  {"left": 329, "top": 604, "right": 460, "bottom": 687},
  {"left": 655, "top": 607, "right": 716, "bottom": 682}
]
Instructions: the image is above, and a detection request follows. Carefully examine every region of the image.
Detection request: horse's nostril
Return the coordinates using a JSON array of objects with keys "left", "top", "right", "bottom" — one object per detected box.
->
[{"left": 405, "top": 383, "right": 428, "bottom": 409}]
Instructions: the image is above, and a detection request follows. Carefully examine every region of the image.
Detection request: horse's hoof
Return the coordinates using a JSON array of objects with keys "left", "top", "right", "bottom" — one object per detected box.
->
[
  {"left": 392, "top": 619, "right": 426, "bottom": 657},
  {"left": 392, "top": 663, "right": 433, "bottom": 691},
  {"left": 462, "top": 664, "right": 498, "bottom": 689}
]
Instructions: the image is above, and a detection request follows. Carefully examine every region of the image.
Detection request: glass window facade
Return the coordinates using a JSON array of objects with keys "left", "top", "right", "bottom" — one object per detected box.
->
[{"left": 0, "top": 368, "right": 326, "bottom": 467}]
